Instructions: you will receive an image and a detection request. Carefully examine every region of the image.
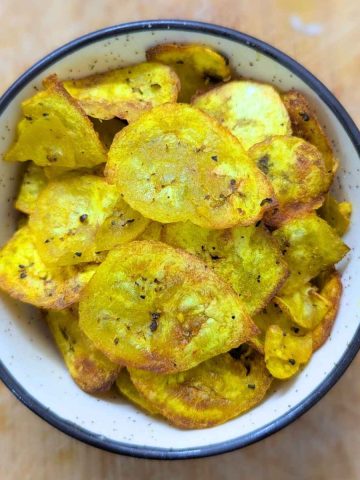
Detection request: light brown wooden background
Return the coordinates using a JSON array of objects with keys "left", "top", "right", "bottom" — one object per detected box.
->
[{"left": 0, "top": 1, "right": 359, "bottom": 479}]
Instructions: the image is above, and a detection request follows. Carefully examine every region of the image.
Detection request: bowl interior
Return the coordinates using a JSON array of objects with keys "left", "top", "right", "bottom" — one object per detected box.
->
[{"left": 0, "top": 23, "right": 359, "bottom": 458}]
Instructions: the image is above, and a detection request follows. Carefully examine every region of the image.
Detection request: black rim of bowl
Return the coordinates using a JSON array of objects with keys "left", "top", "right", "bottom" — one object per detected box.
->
[{"left": 0, "top": 19, "right": 359, "bottom": 460}]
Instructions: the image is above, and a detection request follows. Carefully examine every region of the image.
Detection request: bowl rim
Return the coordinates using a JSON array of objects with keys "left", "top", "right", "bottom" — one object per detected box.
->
[{"left": 0, "top": 19, "right": 359, "bottom": 460}]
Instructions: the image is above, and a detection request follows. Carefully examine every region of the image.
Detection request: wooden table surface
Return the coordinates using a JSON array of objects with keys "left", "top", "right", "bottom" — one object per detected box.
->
[{"left": 0, "top": 1, "right": 359, "bottom": 479}]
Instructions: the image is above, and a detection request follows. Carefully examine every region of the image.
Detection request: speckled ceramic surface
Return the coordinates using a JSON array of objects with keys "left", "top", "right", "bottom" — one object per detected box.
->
[{"left": 0, "top": 21, "right": 359, "bottom": 459}]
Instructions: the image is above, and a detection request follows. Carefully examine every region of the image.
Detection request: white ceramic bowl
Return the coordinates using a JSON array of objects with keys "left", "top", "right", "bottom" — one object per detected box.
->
[{"left": 0, "top": 20, "right": 359, "bottom": 459}]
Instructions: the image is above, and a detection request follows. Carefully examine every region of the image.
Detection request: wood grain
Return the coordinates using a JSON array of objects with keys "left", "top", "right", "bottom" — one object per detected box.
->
[{"left": 0, "top": 1, "right": 359, "bottom": 479}]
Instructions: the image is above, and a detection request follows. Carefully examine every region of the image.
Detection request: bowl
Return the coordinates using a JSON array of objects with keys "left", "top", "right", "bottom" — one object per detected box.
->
[{"left": 0, "top": 20, "right": 359, "bottom": 459}]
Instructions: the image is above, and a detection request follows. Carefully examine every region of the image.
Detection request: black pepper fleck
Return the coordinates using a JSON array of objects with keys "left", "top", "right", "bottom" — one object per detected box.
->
[
  {"left": 150, "top": 319, "right": 158, "bottom": 332},
  {"left": 257, "top": 154, "right": 270, "bottom": 174},
  {"left": 299, "top": 112, "right": 310, "bottom": 121}
]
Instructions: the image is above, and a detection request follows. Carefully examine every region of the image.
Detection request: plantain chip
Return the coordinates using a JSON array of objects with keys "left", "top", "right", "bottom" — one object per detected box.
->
[
  {"left": 29, "top": 175, "right": 119, "bottom": 266},
  {"left": 146, "top": 43, "right": 231, "bottom": 103},
  {"left": 15, "top": 163, "right": 47, "bottom": 214},
  {"left": 63, "top": 62, "right": 180, "bottom": 122},
  {"left": 138, "top": 221, "right": 164, "bottom": 241},
  {"left": 0, "top": 226, "right": 97, "bottom": 309},
  {"left": 95, "top": 197, "right": 150, "bottom": 251},
  {"left": 282, "top": 90, "right": 337, "bottom": 175},
  {"left": 5, "top": 75, "right": 107, "bottom": 168},
  {"left": 249, "top": 136, "right": 330, "bottom": 226},
  {"left": 163, "top": 222, "right": 287, "bottom": 315},
  {"left": 116, "top": 369, "right": 160, "bottom": 415},
  {"left": 106, "top": 103, "right": 274, "bottom": 229},
  {"left": 48, "top": 308, "right": 120, "bottom": 392},
  {"left": 318, "top": 194, "right": 352, "bottom": 237},
  {"left": 192, "top": 81, "right": 291, "bottom": 150},
  {"left": 79, "top": 241, "right": 258, "bottom": 373},
  {"left": 129, "top": 348, "right": 272, "bottom": 429},
  {"left": 273, "top": 213, "right": 349, "bottom": 294},
  {"left": 253, "top": 302, "right": 307, "bottom": 354},
  {"left": 264, "top": 324, "right": 313, "bottom": 379},
  {"left": 90, "top": 117, "right": 127, "bottom": 149},
  {"left": 275, "top": 284, "right": 331, "bottom": 329},
  {"left": 312, "top": 270, "right": 342, "bottom": 351}
]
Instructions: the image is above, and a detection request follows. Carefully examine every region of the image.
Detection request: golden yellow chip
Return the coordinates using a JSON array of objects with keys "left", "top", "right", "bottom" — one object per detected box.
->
[
  {"left": 95, "top": 197, "right": 150, "bottom": 251},
  {"left": 129, "top": 348, "right": 272, "bottom": 429},
  {"left": 5, "top": 75, "right": 107, "bottom": 168},
  {"left": 249, "top": 136, "right": 330, "bottom": 226},
  {"left": 106, "top": 103, "right": 274, "bottom": 229},
  {"left": 79, "top": 241, "right": 257, "bottom": 373},
  {"left": 273, "top": 213, "right": 349, "bottom": 294},
  {"left": 138, "top": 221, "right": 164, "bottom": 241},
  {"left": 0, "top": 226, "right": 97, "bottom": 309},
  {"left": 318, "top": 194, "right": 352, "bottom": 237},
  {"left": 90, "top": 117, "right": 126, "bottom": 149},
  {"left": 146, "top": 43, "right": 231, "bottom": 102},
  {"left": 63, "top": 62, "right": 180, "bottom": 122},
  {"left": 282, "top": 90, "right": 337, "bottom": 175},
  {"left": 253, "top": 302, "right": 307, "bottom": 353},
  {"left": 116, "top": 369, "right": 160, "bottom": 415},
  {"left": 29, "top": 175, "right": 119, "bottom": 266},
  {"left": 15, "top": 163, "right": 47, "bottom": 214},
  {"left": 312, "top": 270, "right": 342, "bottom": 351},
  {"left": 275, "top": 284, "right": 331, "bottom": 329},
  {"left": 264, "top": 324, "right": 313, "bottom": 379},
  {"left": 163, "top": 222, "right": 287, "bottom": 315},
  {"left": 192, "top": 81, "right": 291, "bottom": 150},
  {"left": 48, "top": 308, "right": 120, "bottom": 393}
]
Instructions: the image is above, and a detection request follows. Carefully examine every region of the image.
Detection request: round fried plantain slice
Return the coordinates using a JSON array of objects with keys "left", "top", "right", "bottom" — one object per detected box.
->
[
  {"left": 312, "top": 270, "right": 342, "bottom": 351},
  {"left": 48, "top": 308, "right": 120, "bottom": 393},
  {"left": 264, "top": 324, "right": 313, "bottom": 379},
  {"left": 116, "top": 369, "right": 160, "bottom": 415},
  {"left": 273, "top": 213, "right": 349, "bottom": 295},
  {"left": 63, "top": 62, "right": 180, "bottom": 122},
  {"left": 15, "top": 163, "right": 47, "bottom": 215},
  {"left": 106, "top": 103, "right": 274, "bottom": 229},
  {"left": 275, "top": 283, "right": 331, "bottom": 329},
  {"left": 5, "top": 75, "right": 107, "bottom": 168},
  {"left": 79, "top": 241, "right": 258, "bottom": 373},
  {"left": 249, "top": 136, "right": 330, "bottom": 227},
  {"left": 95, "top": 197, "right": 150, "bottom": 251},
  {"left": 29, "top": 175, "right": 119, "bottom": 266},
  {"left": 163, "top": 222, "right": 287, "bottom": 315},
  {"left": 146, "top": 43, "right": 231, "bottom": 103},
  {"left": 0, "top": 226, "right": 97, "bottom": 309},
  {"left": 192, "top": 81, "right": 291, "bottom": 150},
  {"left": 318, "top": 194, "right": 352, "bottom": 237},
  {"left": 129, "top": 348, "right": 272, "bottom": 429},
  {"left": 281, "top": 90, "right": 337, "bottom": 176}
]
